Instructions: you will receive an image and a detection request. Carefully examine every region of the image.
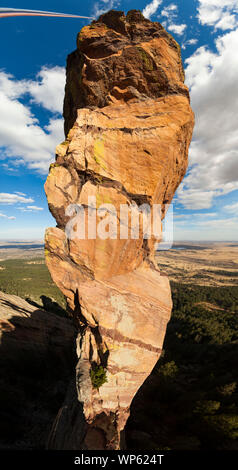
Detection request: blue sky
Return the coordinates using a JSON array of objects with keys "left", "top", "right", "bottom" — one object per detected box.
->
[{"left": 0, "top": 0, "right": 238, "bottom": 241}]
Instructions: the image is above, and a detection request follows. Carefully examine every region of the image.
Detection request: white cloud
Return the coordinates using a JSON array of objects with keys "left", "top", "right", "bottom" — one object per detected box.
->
[
  {"left": 26, "top": 67, "right": 65, "bottom": 113},
  {"left": 195, "top": 217, "right": 238, "bottom": 229},
  {"left": 167, "top": 23, "right": 187, "bottom": 35},
  {"left": 187, "top": 39, "right": 199, "bottom": 45},
  {"left": 197, "top": 0, "right": 238, "bottom": 30},
  {"left": 182, "top": 38, "right": 199, "bottom": 49},
  {"left": 216, "top": 14, "right": 236, "bottom": 30},
  {"left": 177, "top": 28, "right": 238, "bottom": 210},
  {"left": 176, "top": 217, "right": 238, "bottom": 230},
  {"left": 18, "top": 208, "right": 32, "bottom": 212},
  {"left": 17, "top": 204, "right": 43, "bottom": 212},
  {"left": 174, "top": 212, "right": 217, "bottom": 219},
  {"left": 1, "top": 163, "right": 18, "bottom": 172},
  {"left": 160, "top": 3, "right": 187, "bottom": 36},
  {"left": 173, "top": 214, "right": 238, "bottom": 241},
  {"left": 0, "top": 212, "right": 16, "bottom": 220},
  {"left": 197, "top": 212, "right": 217, "bottom": 217},
  {"left": 0, "top": 67, "right": 65, "bottom": 173},
  {"left": 224, "top": 202, "right": 238, "bottom": 214},
  {"left": 26, "top": 205, "right": 43, "bottom": 211},
  {"left": 93, "top": 0, "right": 119, "bottom": 19},
  {"left": 161, "top": 4, "right": 177, "bottom": 17},
  {"left": 143, "top": 0, "right": 162, "bottom": 19},
  {"left": 0, "top": 193, "right": 34, "bottom": 204},
  {"left": 176, "top": 188, "right": 217, "bottom": 210}
]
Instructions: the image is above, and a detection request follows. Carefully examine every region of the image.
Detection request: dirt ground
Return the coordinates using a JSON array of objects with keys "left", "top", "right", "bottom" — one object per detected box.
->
[
  {"left": 0, "top": 241, "right": 44, "bottom": 261},
  {"left": 156, "top": 242, "right": 238, "bottom": 286}
]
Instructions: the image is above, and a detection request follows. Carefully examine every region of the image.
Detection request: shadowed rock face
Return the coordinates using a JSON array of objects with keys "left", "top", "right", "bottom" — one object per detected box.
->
[
  {"left": 0, "top": 291, "right": 76, "bottom": 449},
  {"left": 44, "top": 9, "right": 194, "bottom": 450}
]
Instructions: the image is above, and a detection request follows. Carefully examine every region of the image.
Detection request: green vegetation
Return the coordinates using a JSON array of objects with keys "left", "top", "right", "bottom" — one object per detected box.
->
[
  {"left": 0, "top": 258, "right": 66, "bottom": 314},
  {"left": 207, "top": 269, "right": 238, "bottom": 277},
  {"left": 137, "top": 47, "right": 154, "bottom": 71},
  {"left": 171, "top": 282, "right": 238, "bottom": 317},
  {"left": 127, "top": 282, "right": 238, "bottom": 450},
  {"left": 90, "top": 365, "right": 108, "bottom": 389}
]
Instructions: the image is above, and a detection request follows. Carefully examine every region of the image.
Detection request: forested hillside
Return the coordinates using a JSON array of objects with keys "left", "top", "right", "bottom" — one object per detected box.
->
[{"left": 126, "top": 283, "right": 238, "bottom": 450}]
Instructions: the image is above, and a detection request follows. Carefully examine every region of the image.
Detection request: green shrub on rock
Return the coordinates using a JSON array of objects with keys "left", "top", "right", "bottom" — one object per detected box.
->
[{"left": 90, "top": 365, "right": 108, "bottom": 389}]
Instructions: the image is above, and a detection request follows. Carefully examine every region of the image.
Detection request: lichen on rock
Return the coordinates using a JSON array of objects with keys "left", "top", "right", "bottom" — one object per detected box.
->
[{"left": 44, "top": 9, "right": 194, "bottom": 450}]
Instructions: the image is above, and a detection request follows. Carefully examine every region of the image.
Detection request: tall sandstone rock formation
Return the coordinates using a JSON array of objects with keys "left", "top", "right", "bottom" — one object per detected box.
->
[{"left": 45, "top": 10, "right": 194, "bottom": 449}]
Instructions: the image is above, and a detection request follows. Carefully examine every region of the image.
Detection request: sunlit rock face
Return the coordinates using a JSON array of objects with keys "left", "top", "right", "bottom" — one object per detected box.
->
[{"left": 45, "top": 9, "right": 194, "bottom": 450}]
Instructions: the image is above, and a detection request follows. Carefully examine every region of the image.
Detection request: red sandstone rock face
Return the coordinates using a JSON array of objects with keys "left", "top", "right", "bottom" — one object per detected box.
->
[{"left": 45, "top": 9, "right": 194, "bottom": 450}]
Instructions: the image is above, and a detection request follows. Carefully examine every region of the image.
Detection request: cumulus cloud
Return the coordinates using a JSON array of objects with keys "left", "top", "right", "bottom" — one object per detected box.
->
[
  {"left": 143, "top": 0, "right": 162, "bottom": 19},
  {"left": 27, "top": 67, "right": 66, "bottom": 113},
  {"left": 0, "top": 193, "right": 34, "bottom": 204},
  {"left": 167, "top": 23, "right": 187, "bottom": 35},
  {"left": 161, "top": 3, "right": 187, "bottom": 36},
  {"left": 0, "top": 193, "right": 43, "bottom": 217},
  {"left": 176, "top": 188, "right": 217, "bottom": 210},
  {"left": 197, "top": 0, "right": 238, "bottom": 30},
  {"left": 0, "top": 67, "right": 65, "bottom": 173},
  {"left": 177, "top": 28, "right": 238, "bottom": 209}
]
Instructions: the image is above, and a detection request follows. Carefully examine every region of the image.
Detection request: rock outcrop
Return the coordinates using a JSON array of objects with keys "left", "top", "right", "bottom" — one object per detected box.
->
[
  {"left": 0, "top": 291, "right": 76, "bottom": 448},
  {"left": 44, "top": 10, "right": 194, "bottom": 449}
]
